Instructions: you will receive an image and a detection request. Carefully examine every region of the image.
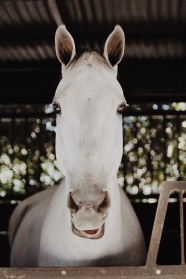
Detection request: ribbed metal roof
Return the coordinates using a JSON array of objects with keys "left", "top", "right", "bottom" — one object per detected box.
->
[
  {"left": 0, "top": 0, "right": 186, "bottom": 103},
  {"left": 0, "top": 0, "right": 186, "bottom": 64}
]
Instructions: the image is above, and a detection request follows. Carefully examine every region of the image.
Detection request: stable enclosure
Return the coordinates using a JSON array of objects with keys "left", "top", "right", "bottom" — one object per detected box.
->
[{"left": 0, "top": 0, "right": 186, "bottom": 276}]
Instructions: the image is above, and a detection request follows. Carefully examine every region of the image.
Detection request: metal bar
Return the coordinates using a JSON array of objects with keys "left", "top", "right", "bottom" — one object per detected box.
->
[
  {"left": 24, "top": 117, "right": 29, "bottom": 196},
  {"left": 148, "top": 115, "right": 153, "bottom": 183},
  {"left": 176, "top": 114, "right": 181, "bottom": 179},
  {"left": 1, "top": 265, "right": 186, "bottom": 279},
  {"left": 162, "top": 115, "right": 167, "bottom": 181},
  {"left": 146, "top": 181, "right": 170, "bottom": 266},
  {"left": 0, "top": 110, "right": 186, "bottom": 119},
  {"left": 122, "top": 116, "right": 127, "bottom": 187},
  {"left": 179, "top": 190, "right": 185, "bottom": 264}
]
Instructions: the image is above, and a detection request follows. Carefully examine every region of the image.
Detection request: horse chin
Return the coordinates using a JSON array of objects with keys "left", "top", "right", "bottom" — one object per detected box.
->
[{"left": 71, "top": 222, "right": 105, "bottom": 239}]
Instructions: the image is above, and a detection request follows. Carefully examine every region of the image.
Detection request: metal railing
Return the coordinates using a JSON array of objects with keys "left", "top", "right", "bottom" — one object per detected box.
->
[{"left": 0, "top": 109, "right": 186, "bottom": 199}]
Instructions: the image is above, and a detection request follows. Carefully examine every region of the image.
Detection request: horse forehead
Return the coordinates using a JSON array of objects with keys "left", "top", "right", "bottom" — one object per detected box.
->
[
  {"left": 70, "top": 52, "right": 112, "bottom": 71},
  {"left": 55, "top": 52, "right": 120, "bottom": 94},
  {"left": 56, "top": 71, "right": 123, "bottom": 105},
  {"left": 70, "top": 53, "right": 115, "bottom": 83}
]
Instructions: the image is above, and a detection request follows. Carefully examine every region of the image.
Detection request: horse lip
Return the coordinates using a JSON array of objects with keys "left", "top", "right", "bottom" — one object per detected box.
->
[{"left": 71, "top": 222, "right": 105, "bottom": 239}]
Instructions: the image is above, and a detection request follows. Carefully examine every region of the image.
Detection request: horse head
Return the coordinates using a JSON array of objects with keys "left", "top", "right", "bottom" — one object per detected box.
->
[{"left": 53, "top": 25, "right": 127, "bottom": 239}]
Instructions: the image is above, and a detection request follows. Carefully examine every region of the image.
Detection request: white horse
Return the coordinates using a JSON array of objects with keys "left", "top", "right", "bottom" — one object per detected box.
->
[{"left": 9, "top": 25, "right": 146, "bottom": 267}]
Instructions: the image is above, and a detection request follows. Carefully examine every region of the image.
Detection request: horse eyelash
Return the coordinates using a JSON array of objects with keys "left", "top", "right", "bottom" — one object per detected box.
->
[
  {"left": 117, "top": 102, "right": 129, "bottom": 114},
  {"left": 52, "top": 102, "right": 61, "bottom": 115}
]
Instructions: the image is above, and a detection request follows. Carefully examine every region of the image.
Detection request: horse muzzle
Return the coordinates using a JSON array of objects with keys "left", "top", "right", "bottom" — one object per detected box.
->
[{"left": 67, "top": 190, "right": 110, "bottom": 239}]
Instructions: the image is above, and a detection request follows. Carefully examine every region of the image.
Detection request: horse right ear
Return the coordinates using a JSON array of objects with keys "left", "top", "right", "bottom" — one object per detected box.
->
[
  {"left": 103, "top": 25, "right": 125, "bottom": 68},
  {"left": 55, "top": 25, "right": 76, "bottom": 66}
]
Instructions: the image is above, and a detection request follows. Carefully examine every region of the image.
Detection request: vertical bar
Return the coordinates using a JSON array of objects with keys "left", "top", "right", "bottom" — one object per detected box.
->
[
  {"left": 179, "top": 190, "right": 185, "bottom": 264},
  {"left": 135, "top": 116, "right": 139, "bottom": 191},
  {"left": 148, "top": 115, "right": 153, "bottom": 184},
  {"left": 176, "top": 115, "right": 181, "bottom": 179},
  {"left": 11, "top": 117, "right": 15, "bottom": 195},
  {"left": 162, "top": 115, "right": 167, "bottom": 181},
  {"left": 38, "top": 116, "right": 45, "bottom": 190},
  {"left": 146, "top": 182, "right": 170, "bottom": 267},
  {"left": 122, "top": 116, "right": 126, "bottom": 189},
  {"left": 24, "top": 117, "right": 29, "bottom": 196}
]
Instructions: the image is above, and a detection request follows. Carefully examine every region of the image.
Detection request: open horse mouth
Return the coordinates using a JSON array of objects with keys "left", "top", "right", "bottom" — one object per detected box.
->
[
  {"left": 83, "top": 229, "right": 99, "bottom": 235},
  {"left": 71, "top": 223, "right": 105, "bottom": 239}
]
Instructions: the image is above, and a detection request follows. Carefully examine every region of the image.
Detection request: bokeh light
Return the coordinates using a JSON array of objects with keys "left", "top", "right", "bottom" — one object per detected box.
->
[{"left": 0, "top": 103, "right": 186, "bottom": 198}]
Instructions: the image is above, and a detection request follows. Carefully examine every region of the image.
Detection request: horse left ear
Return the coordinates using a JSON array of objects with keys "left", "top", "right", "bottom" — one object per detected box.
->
[
  {"left": 55, "top": 24, "right": 76, "bottom": 66},
  {"left": 103, "top": 25, "right": 125, "bottom": 67}
]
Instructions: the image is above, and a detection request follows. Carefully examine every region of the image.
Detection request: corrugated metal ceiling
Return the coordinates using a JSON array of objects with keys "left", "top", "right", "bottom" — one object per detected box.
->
[
  {"left": 0, "top": 0, "right": 186, "bottom": 64},
  {"left": 0, "top": 0, "right": 186, "bottom": 104}
]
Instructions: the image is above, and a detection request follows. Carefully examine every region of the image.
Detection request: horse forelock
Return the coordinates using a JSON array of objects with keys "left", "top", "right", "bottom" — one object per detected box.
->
[{"left": 66, "top": 51, "right": 113, "bottom": 72}]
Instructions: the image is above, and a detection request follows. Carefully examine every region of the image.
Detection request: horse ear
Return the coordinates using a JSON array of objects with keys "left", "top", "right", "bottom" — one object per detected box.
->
[
  {"left": 103, "top": 25, "right": 125, "bottom": 67},
  {"left": 55, "top": 24, "right": 76, "bottom": 66}
]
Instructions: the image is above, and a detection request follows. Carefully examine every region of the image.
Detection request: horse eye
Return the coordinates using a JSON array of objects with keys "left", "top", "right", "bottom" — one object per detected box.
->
[
  {"left": 53, "top": 103, "right": 61, "bottom": 115},
  {"left": 117, "top": 102, "right": 129, "bottom": 114}
]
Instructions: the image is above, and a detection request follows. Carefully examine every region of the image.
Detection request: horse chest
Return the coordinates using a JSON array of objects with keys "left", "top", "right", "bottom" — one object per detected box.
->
[{"left": 39, "top": 226, "right": 123, "bottom": 267}]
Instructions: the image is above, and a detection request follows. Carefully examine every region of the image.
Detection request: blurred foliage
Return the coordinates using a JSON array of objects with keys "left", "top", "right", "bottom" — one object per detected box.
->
[
  {"left": 0, "top": 104, "right": 62, "bottom": 197},
  {"left": 0, "top": 103, "right": 186, "bottom": 198}
]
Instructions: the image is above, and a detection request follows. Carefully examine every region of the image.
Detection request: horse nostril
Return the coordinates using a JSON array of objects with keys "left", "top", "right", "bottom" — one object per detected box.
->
[
  {"left": 98, "top": 191, "right": 111, "bottom": 214},
  {"left": 68, "top": 192, "right": 78, "bottom": 213}
]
